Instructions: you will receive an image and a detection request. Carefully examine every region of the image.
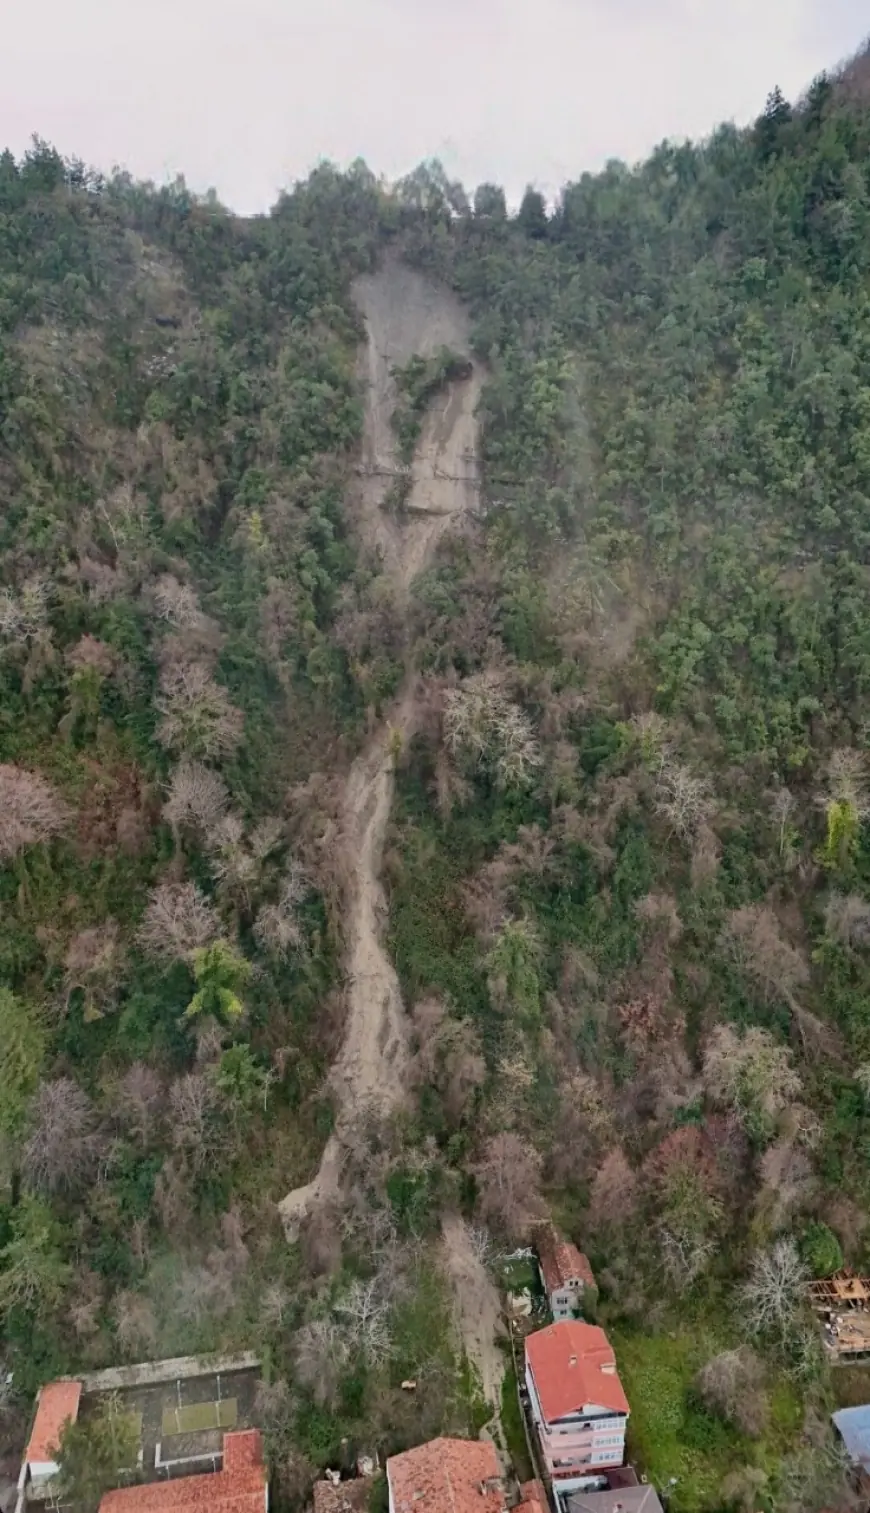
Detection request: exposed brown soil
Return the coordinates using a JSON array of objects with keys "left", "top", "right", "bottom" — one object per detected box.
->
[
  {"left": 278, "top": 263, "right": 481, "bottom": 1236},
  {"left": 441, "top": 1212, "right": 506, "bottom": 1440}
]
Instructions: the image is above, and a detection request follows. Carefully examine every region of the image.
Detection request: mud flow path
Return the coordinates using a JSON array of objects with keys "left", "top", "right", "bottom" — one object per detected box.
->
[
  {"left": 279, "top": 264, "right": 481, "bottom": 1236},
  {"left": 442, "top": 1213, "right": 507, "bottom": 1451}
]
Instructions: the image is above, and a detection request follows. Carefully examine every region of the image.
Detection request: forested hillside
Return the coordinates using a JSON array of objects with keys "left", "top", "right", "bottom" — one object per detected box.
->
[{"left": 4, "top": 40, "right": 870, "bottom": 1513}]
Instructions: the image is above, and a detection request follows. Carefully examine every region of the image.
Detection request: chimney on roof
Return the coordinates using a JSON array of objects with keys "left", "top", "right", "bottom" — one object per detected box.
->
[{"left": 569, "top": 1354, "right": 577, "bottom": 1366}]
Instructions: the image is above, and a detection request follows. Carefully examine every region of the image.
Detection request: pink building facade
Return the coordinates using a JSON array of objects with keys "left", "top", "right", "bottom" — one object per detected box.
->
[{"left": 524, "top": 1323, "right": 629, "bottom": 1490}]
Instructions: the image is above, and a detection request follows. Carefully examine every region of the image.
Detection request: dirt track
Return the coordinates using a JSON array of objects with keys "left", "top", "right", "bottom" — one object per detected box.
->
[
  {"left": 278, "top": 263, "right": 481, "bottom": 1236},
  {"left": 442, "top": 1214, "right": 506, "bottom": 1437}
]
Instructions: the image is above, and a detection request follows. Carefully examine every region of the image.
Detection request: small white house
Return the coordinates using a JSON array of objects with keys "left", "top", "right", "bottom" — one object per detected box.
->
[{"left": 537, "top": 1226, "right": 596, "bottom": 1321}]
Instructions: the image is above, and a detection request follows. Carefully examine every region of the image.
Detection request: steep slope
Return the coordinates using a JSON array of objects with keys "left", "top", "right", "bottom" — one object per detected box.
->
[{"left": 279, "top": 262, "right": 481, "bottom": 1234}]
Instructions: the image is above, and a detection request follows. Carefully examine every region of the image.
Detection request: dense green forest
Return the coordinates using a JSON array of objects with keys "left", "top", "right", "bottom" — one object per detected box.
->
[{"left": 4, "top": 37, "right": 870, "bottom": 1513}]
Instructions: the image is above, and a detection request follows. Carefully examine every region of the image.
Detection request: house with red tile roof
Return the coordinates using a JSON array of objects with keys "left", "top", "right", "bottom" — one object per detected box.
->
[
  {"left": 524, "top": 1323, "right": 628, "bottom": 1489},
  {"left": 386, "top": 1437, "right": 503, "bottom": 1513},
  {"left": 535, "top": 1227, "right": 596, "bottom": 1322},
  {"left": 16, "top": 1358, "right": 264, "bottom": 1513},
  {"left": 23, "top": 1380, "right": 83, "bottom": 1493},
  {"left": 98, "top": 1429, "right": 267, "bottom": 1513}
]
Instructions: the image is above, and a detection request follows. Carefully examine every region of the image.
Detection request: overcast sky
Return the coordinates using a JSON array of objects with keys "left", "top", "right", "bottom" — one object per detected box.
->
[{"left": 2, "top": 0, "right": 867, "bottom": 214}]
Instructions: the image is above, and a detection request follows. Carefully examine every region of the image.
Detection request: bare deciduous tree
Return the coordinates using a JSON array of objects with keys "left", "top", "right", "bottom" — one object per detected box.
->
[
  {"left": 68, "top": 1271, "right": 104, "bottom": 1341},
  {"left": 113, "top": 1063, "right": 164, "bottom": 1146},
  {"left": 826, "top": 748, "right": 870, "bottom": 818},
  {"left": 0, "top": 764, "right": 70, "bottom": 860},
  {"left": 152, "top": 1156, "right": 192, "bottom": 1235},
  {"left": 653, "top": 760, "right": 714, "bottom": 840},
  {"left": 443, "top": 673, "right": 541, "bottom": 789},
  {"left": 152, "top": 574, "right": 203, "bottom": 629},
  {"left": 174, "top": 1262, "right": 234, "bottom": 1325},
  {"left": 22, "top": 1078, "right": 98, "bottom": 1195},
  {"left": 856, "top": 1063, "right": 870, "bottom": 1105},
  {"left": 206, "top": 813, "right": 260, "bottom": 906},
  {"left": 825, "top": 892, "right": 870, "bottom": 952},
  {"left": 64, "top": 919, "right": 123, "bottom": 1021},
  {"left": 588, "top": 1149, "right": 638, "bottom": 1232},
  {"left": 770, "top": 787, "right": 797, "bottom": 857},
  {"left": 466, "top": 1224, "right": 493, "bottom": 1266},
  {"left": 473, "top": 1132, "right": 545, "bottom": 1239},
  {"left": 260, "top": 1282, "right": 291, "bottom": 1330},
  {"left": 335, "top": 1276, "right": 394, "bottom": 1364},
  {"left": 0, "top": 578, "right": 50, "bottom": 646},
  {"left": 137, "top": 881, "right": 219, "bottom": 962},
  {"left": 163, "top": 760, "right": 229, "bottom": 841},
  {"left": 65, "top": 635, "right": 116, "bottom": 678},
  {"left": 116, "top": 803, "right": 150, "bottom": 858},
  {"left": 254, "top": 863, "right": 308, "bottom": 960},
  {"left": 702, "top": 1024, "right": 801, "bottom": 1141},
  {"left": 690, "top": 824, "right": 721, "bottom": 887},
  {"left": 720, "top": 1468, "right": 770, "bottom": 1513},
  {"left": 410, "top": 997, "right": 486, "bottom": 1124},
  {"left": 293, "top": 1319, "right": 350, "bottom": 1409},
  {"left": 169, "top": 1072, "right": 220, "bottom": 1174},
  {"left": 756, "top": 1137, "right": 815, "bottom": 1231},
  {"left": 658, "top": 1226, "right": 715, "bottom": 1289},
  {"left": 629, "top": 710, "right": 668, "bottom": 763},
  {"left": 720, "top": 904, "right": 809, "bottom": 1007},
  {"left": 254, "top": 1379, "right": 314, "bottom": 1503},
  {"left": 155, "top": 662, "right": 243, "bottom": 761},
  {"left": 113, "top": 1291, "right": 158, "bottom": 1357},
  {"left": 635, "top": 891, "right": 682, "bottom": 942},
  {"left": 740, "top": 1238, "right": 808, "bottom": 1340},
  {"left": 695, "top": 1347, "right": 768, "bottom": 1437},
  {"left": 778, "top": 1413, "right": 861, "bottom": 1513}
]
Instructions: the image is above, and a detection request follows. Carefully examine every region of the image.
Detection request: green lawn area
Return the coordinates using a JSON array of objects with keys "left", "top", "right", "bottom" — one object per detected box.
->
[
  {"left": 500, "top": 1364, "right": 533, "bottom": 1482},
  {"left": 610, "top": 1325, "right": 803, "bottom": 1513},
  {"left": 498, "top": 1257, "right": 540, "bottom": 1295}
]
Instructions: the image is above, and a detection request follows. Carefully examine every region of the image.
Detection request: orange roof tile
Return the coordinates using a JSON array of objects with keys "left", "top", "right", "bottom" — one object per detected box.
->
[
  {"left": 517, "top": 1480, "right": 548, "bottom": 1513},
  {"left": 99, "top": 1431, "right": 266, "bottom": 1513},
  {"left": 525, "top": 1323, "right": 629, "bottom": 1423},
  {"left": 387, "top": 1438, "right": 503, "bottom": 1513},
  {"left": 536, "top": 1227, "right": 595, "bottom": 1296},
  {"left": 222, "top": 1431, "right": 262, "bottom": 1472},
  {"left": 27, "top": 1381, "right": 82, "bottom": 1464}
]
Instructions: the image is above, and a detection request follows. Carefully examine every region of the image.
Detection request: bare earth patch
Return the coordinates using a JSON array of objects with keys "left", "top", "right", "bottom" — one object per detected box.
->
[
  {"left": 278, "top": 262, "right": 481, "bottom": 1235},
  {"left": 441, "top": 1213, "right": 506, "bottom": 1451}
]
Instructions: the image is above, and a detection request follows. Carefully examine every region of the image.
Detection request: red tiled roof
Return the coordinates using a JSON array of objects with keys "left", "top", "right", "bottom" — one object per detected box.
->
[
  {"left": 387, "top": 1437, "right": 503, "bottom": 1513},
  {"left": 517, "top": 1479, "right": 547, "bottom": 1513},
  {"left": 27, "top": 1381, "right": 82, "bottom": 1464},
  {"left": 223, "top": 1432, "right": 262, "bottom": 1472},
  {"left": 525, "top": 1323, "right": 629, "bottom": 1423},
  {"left": 99, "top": 1431, "right": 266, "bottom": 1513},
  {"left": 536, "top": 1227, "right": 595, "bottom": 1296}
]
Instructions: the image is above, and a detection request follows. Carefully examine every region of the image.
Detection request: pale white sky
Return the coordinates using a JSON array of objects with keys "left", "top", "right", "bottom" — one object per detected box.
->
[{"left": 2, "top": 0, "right": 867, "bottom": 213}]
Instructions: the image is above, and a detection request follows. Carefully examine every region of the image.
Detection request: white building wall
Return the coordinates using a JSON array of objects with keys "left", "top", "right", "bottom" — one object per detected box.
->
[{"left": 525, "top": 1360, "right": 626, "bottom": 1478}]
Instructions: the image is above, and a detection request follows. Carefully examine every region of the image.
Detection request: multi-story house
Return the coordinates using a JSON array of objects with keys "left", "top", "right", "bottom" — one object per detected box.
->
[
  {"left": 536, "top": 1226, "right": 596, "bottom": 1322},
  {"left": 525, "top": 1322, "right": 629, "bottom": 1490}
]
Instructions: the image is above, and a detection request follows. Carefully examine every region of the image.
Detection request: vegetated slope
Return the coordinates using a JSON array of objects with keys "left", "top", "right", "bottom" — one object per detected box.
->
[
  {"left": 279, "top": 263, "right": 481, "bottom": 1234},
  {"left": 5, "top": 43, "right": 870, "bottom": 1509}
]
